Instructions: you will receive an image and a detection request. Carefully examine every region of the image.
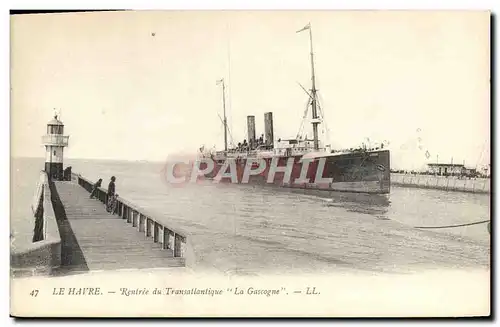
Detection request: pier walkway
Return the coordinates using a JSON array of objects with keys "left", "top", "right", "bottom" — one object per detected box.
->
[{"left": 52, "top": 181, "right": 185, "bottom": 274}]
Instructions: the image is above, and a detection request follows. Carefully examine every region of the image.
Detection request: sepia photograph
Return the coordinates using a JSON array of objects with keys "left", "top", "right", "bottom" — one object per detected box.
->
[{"left": 9, "top": 9, "right": 491, "bottom": 317}]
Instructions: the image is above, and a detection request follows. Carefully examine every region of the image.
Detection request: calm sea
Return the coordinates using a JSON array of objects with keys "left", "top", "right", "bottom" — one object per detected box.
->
[{"left": 11, "top": 157, "right": 490, "bottom": 275}]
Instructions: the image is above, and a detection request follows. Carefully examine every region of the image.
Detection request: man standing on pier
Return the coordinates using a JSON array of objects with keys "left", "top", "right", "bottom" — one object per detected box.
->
[{"left": 106, "top": 176, "right": 117, "bottom": 213}]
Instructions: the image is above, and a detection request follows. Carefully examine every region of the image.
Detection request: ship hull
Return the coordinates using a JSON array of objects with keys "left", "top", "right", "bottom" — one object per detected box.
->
[{"left": 200, "top": 150, "right": 390, "bottom": 194}]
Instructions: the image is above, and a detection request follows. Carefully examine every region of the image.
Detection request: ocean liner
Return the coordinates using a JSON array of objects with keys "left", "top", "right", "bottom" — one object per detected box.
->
[{"left": 197, "top": 23, "right": 390, "bottom": 194}]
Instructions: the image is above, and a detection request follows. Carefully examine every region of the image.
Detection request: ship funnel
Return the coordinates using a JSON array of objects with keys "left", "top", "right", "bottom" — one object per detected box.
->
[
  {"left": 264, "top": 112, "right": 274, "bottom": 147},
  {"left": 247, "top": 115, "right": 256, "bottom": 149}
]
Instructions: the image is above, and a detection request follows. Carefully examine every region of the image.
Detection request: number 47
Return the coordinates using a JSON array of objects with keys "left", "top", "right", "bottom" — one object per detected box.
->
[{"left": 30, "top": 289, "right": 39, "bottom": 297}]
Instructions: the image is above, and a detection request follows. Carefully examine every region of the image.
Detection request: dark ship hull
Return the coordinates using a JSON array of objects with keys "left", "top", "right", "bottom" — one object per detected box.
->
[{"left": 201, "top": 149, "right": 390, "bottom": 194}]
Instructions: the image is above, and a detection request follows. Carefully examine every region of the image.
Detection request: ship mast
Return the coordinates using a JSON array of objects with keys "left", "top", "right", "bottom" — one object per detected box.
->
[
  {"left": 297, "top": 22, "right": 320, "bottom": 150},
  {"left": 217, "top": 78, "right": 228, "bottom": 152},
  {"left": 308, "top": 25, "right": 320, "bottom": 151}
]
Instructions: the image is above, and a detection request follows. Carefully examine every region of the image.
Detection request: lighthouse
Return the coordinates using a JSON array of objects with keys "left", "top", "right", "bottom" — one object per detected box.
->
[{"left": 42, "top": 114, "right": 69, "bottom": 180}]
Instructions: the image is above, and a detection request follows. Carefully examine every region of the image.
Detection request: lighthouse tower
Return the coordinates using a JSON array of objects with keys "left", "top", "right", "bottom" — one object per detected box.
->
[{"left": 42, "top": 114, "right": 69, "bottom": 180}]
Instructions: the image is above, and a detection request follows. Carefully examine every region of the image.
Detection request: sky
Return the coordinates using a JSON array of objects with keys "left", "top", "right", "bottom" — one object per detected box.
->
[{"left": 11, "top": 10, "right": 490, "bottom": 170}]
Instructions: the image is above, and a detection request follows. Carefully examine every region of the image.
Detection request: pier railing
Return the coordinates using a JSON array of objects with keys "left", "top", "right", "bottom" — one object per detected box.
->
[
  {"left": 73, "top": 174, "right": 188, "bottom": 258},
  {"left": 11, "top": 171, "right": 62, "bottom": 277}
]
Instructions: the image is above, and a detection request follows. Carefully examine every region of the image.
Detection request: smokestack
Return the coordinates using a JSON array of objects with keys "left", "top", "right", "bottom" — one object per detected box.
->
[
  {"left": 247, "top": 115, "right": 256, "bottom": 149},
  {"left": 264, "top": 112, "right": 274, "bottom": 147}
]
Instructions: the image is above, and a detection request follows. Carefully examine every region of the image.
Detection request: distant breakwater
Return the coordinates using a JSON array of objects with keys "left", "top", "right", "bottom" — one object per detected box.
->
[{"left": 390, "top": 173, "right": 490, "bottom": 194}]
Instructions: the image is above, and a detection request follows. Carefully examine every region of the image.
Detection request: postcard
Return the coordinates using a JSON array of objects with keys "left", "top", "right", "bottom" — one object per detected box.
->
[{"left": 10, "top": 10, "right": 490, "bottom": 317}]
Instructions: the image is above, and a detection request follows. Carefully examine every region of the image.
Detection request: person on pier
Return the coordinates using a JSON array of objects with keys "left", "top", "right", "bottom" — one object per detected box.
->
[
  {"left": 106, "top": 176, "right": 117, "bottom": 213},
  {"left": 89, "top": 178, "right": 103, "bottom": 199}
]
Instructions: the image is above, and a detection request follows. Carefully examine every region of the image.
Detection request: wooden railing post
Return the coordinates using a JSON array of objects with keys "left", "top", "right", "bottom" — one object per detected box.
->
[
  {"left": 153, "top": 222, "right": 159, "bottom": 243},
  {"left": 132, "top": 211, "right": 137, "bottom": 227},
  {"left": 180, "top": 238, "right": 186, "bottom": 258},
  {"left": 146, "top": 218, "right": 151, "bottom": 237},
  {"left": 163, "top": 227, "right": 170, "bottom": 249},
  {"left": 138, "top": 214, "right": 145, "bottom": 232},
  {"left": 174, "top": 234, "right": 182, "bottom": 257},
  {"left": 127, "top": 209, "right": 132, "bottom": 223},
  {"left": 168, "top": 230, "right": 175, "bottom": 249}
]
